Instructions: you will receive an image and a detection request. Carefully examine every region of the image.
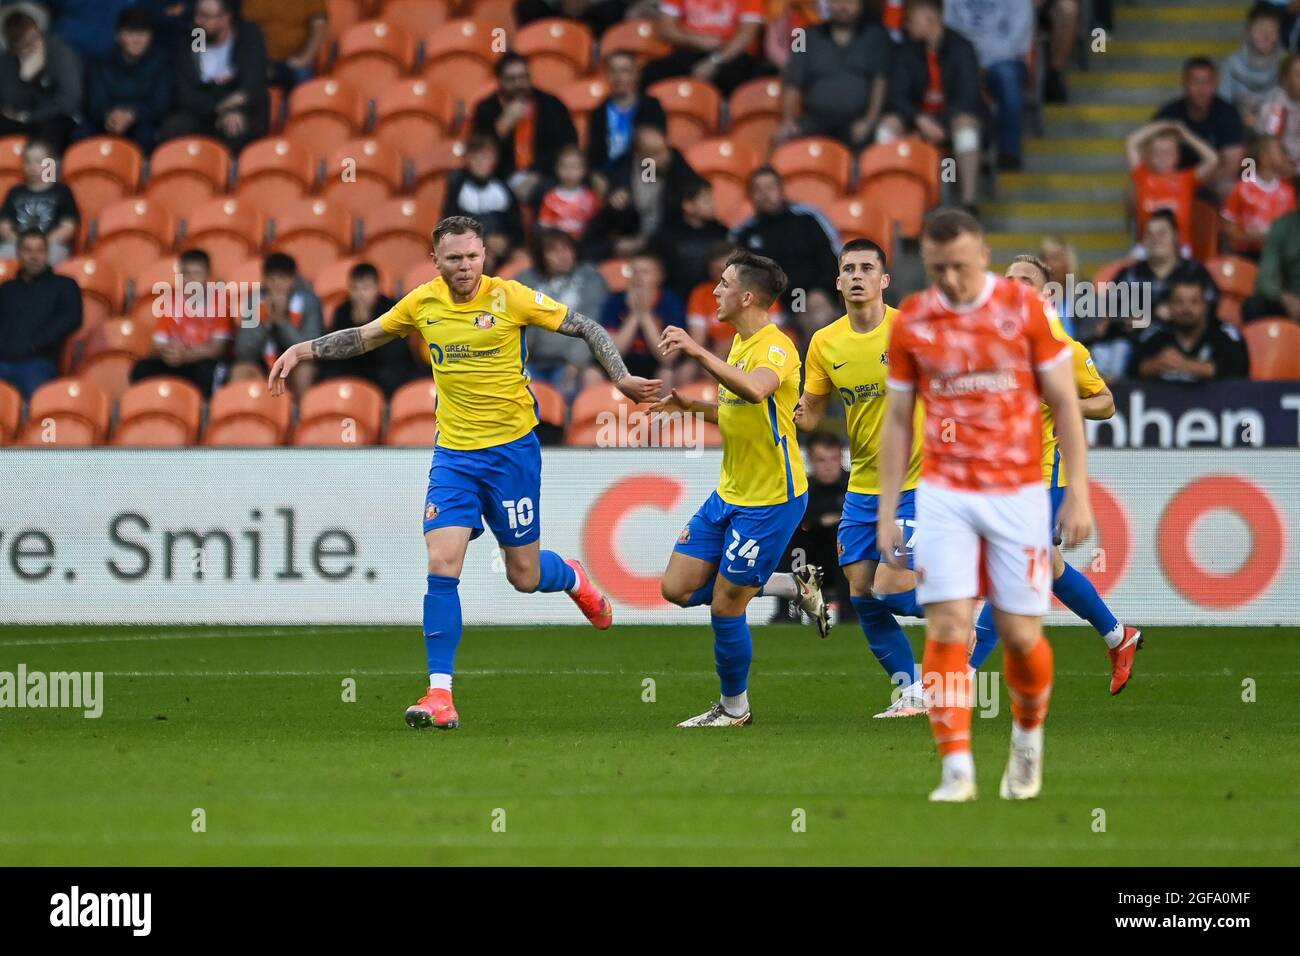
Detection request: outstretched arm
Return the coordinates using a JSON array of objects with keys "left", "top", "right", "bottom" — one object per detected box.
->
[
  {"left": 556, "top": 311, "right": 663, "bottom": 402},
  {"left": 267, "top": 319, "right": 398, "bottom": 395}
]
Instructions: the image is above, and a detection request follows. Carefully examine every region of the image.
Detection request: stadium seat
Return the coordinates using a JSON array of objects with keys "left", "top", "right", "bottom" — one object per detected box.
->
[
  {"left": 126, "top": 255, "right": 181, "bottom": 319},
  {"left": 727, "top": 78, "right": 781, "bottom": 155},
  {"left": 473, "top": 0, "right": 516, "bottom": 32},
  {"left": 719, "top": 198, "right": 753, "bottom": 229},
  {"left": 205, "top": 379, "right": 293, "bottom": 445},
  {"left": 325, "top": 0, "right": 365, "bottom": 41},
  {"left": 856, "top": 138, "right": 941, "bottom": 238},
  {"left": 91, "top": 198, "right": 175, "bottom": 272},
  {"left": 529, "top": 379, "right": 566, "bottom": 428},
  {"left": 401, "top": 260, "right": 440, "bottom": 294},
  {"left": 74, "top": 317, "right": 155, "bottom": 399},
  {"left": 181, "top": 197, "right": 267, "bottom": 279},
  {"left": 144, "top": 137, "right": 231, "bottom": 216},
  {"left": 1206, "top": 256, "right": 1257, "bottom": 303},
  {"left": 313, "top": 256, "right": 392, "bottom": 315},
  {"left": 600, "top": 18, "right": 670, "bottom": 62},
  {"left": 1244, "top": 320, "right": 1300, "bottom": 380},
  {"left": 233, "top": 137, "right": 319, "bottom": 214},
  {"left": 374, "top": 79, "right": 457, "bottom": 160},
  {"left": 321, "top": 139, "right": 405, "bottom": 218},
  {"left": 386, "top": 378, "right": 437, "bottom": 445},
  {"left": 361, "top": 197, "right": 436, "bottom": 279},
  {"left": 294, "top": 377, "right": 385, "bottom": 445},
  {"left": 515, "top": 18, "right": 593, "bottom": 93},
  {"left": 555, "top": 76, "right": 610, "bottom": 149},
  {"left": 647, "top": 78, "right": 721, "bottom": 150},
  {"left": 827, "top": 197, "right": 892, "bottom": 248},
  {"left": 284, "top": 78, "right": 368, "bottom": 155},
  {"left": 269, "top": 198, "right": 355, "bottom": 282},
  {"left": 422, "top": 20, "right": 503, "bottom": 103},
  {"left": 1091, "top": 257, "right": 1135, "bottom": 284},
  {"left": 54, "top": 258, "right": 125, "bottom": 327},
  {"left": 497, "top": 250, "right": 531, "bottom": 280},
  {"left": 0, "top": 136, "right": 25, "bottom": 197},
  {"left": 18, "top": 378, "right": 110, "bottom": 446},
  {"left": 1192, "top": 199, "right": 1220, "bottom": 265},
  {"left": 378, "top": 0, "right": 452, "bottom": 38},
  {"left": 112, "top": 377, "right": 204, "bottom": 446},
  {"left": 62, "top": 136, "right": 144, "bottom": 223},
  {"left": 569, "top": 381, "right": 650, "bottom": 428},
  {"left": 268, "top": 85, "right": 285, "bottom": 132},
  {"left": 686, "top": 137, "right": 762, "bottom": 195},
  {"left": 0, "top": 257, "right": 17, "bottom": 282},
  {"left": 410, "top": 139, "right": 465, "bottom": 212},
  {"left": 0, "top": 379, "right": 20, "bottom": 444},
  {"left": 334, "top": 21, "right": 417, "bottom": 101},
  {"left": 772, "top": 137, "right": 851, "bottom": 209},
  {"left": 598, "top": 258, "right": 631, "bottom": 293}
]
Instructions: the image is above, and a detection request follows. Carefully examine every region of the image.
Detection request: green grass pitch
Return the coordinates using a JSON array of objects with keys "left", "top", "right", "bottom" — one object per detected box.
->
[{"left": 1, "top": 623, "right": 1297, "bottom": 865}]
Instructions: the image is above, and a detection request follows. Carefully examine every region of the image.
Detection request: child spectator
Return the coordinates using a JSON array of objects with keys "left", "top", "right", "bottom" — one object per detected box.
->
[
  {"left": 535, "top": 145, "right": 600, "bottom": 243},
  {"left": 442, "top": 134, "right": 526, "bottom": 272},
  {"left": 1222, "top": 135, "right": 1296, "bottom": 258},
  {"left": 1255, "top": 53, "right": 1300, "bottom": 170},
  {"left": 230, "top": 252, "right": 323, "bottom": 398},
  {"left": 315, "top": 262, "right": 421, "bottom": 397},
  {"left": 0, "top": 139, "right": 79, "bottom": 264},
  {"left": 1220, "top": 2, "right": 1286, "bottom": 127},
  {"left": 1126, "top": 119, "right": 1218, "bottom": 249},
  {"left": 131, "top": 248, "right": 233, "bottom": 397}
]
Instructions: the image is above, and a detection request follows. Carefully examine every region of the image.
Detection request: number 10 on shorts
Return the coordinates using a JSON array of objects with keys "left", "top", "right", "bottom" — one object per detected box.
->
[{"left": 502, "top": 498, "right": 535, "bottom": 529}]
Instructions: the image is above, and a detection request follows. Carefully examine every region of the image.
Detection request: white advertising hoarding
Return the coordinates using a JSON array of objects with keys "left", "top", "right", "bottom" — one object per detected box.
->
[{"left": 1, "top": 449, "right": 1296, "bottom": 625}]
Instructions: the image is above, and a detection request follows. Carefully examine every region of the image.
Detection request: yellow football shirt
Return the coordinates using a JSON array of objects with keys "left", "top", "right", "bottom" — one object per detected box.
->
[
  {"left": 803, "top": 308, "right": 925, "bottom": 495},
  {"left": 379, "top": 275, "right": 567, "bottom": 450},
  {"left": 1041, "top": 319, "right": 1106, "bottom": 486},
  {"left": 717, "top": 323, "right": 809, "bottom": 507}
]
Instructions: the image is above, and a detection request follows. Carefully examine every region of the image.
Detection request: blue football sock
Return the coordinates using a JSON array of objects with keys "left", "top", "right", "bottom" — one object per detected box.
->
[
  {"left": 683, "top": 580, "right": 715, "bottom": 607},
  {"left": 969, "top": 602, "right": 999, "bottom": 670},
  {"left": 878, "top": 589, "right": 925, "bottom": 619},
  {"left": 536, "top": 550, "right": 578, "bottom": 593},
  {"left": 850, "top": 595, "right": 919, "bottom": 687},
  {"left": 711, "top": 613, "right": 752, "bottom": 697},
  {"left": 1053, "top": 563, "right": 1119, "bottom": 637},
  {"left": 423, "top": 574, "right": 463, "bottom": 675}
]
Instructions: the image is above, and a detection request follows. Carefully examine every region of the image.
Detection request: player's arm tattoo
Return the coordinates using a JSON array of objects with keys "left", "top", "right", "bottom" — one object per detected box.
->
[
  {"left": 556, "top": 311, "right": 630, "bottom": 382},
  {"left": 309, "top": 320, "right": 397, "bottom": 361}
]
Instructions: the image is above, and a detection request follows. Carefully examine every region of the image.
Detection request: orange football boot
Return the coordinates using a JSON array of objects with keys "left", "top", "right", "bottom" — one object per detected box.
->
[
  {"left": 1108, "top": 626, "right": 1144, "bottom": 696},
  {"left": 405, "top": 688, "right": 459, "bottom": 730},
  {"left": 566, "top": 559, "right": 613, "bottom": 630}
]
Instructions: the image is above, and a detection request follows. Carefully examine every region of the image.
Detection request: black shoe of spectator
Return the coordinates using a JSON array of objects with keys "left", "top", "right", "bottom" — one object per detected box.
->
[{"left": 1045, "top": 69, "right": 1068, "bottom": 103}]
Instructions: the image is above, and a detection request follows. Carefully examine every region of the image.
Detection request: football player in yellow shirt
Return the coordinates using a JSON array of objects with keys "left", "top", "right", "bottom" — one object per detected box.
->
[
  {"left": 968, "top": 255, "right": 1144, "bottom": 695},
  {"left": 794, "top": 238, "right": 931, "bottom": 718},
  {"left": 266, "top": 216, "right": 662, "bottom": 730},
  {"left": 651, "top": 251, "right": 822, "bottom": 727}
]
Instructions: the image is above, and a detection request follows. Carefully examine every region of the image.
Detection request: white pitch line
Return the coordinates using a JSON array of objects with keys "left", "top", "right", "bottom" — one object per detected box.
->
[
  {"left": 0, "top": 628, "right": 307, "bottom": 648},
  {"left": 49, "top": 668, "right": 1295, "bottom": 678}
]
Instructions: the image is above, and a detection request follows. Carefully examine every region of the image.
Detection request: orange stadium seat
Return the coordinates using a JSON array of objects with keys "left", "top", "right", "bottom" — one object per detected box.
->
[
  {"left": 600, "top": 18, "right": 670, "bottom": 62},
  {"left": 378, "top": 0, "right": 452, "bottom": 38},
  {"left": 1206, "top": 256, "right": 1257, "bottom": 302},
  {"left": 423, "top": 20, "right": 503, "bottom": 103},
  {"left": 126, "top": 255, "right": 181, "bottom": 318},
  {"left": 18, "top": 378, "right": 110, "bottom": 446},
  {"left": 529, "top": 379, "right": 565, "bottom": 428},
  {"left": 269, "top": 198, "right": 355, "bottom": 282},
  {"left": 0, "top": 257, "right": 17, "bottom": 282},
  {"left": 727, "top": 78, "right": 781, "bottom": 154},
  {"left": 827, "top": 197, "right": 892, "bottom": 248},
  {"left": 374, "top": 79, "right": 457, "bottom": 159},
  {"left": 233, "top": 137, "right": 319, "bottom": 214},
  {"left": 1192, "top": 199, "right": 1220, "bottom": 265},
  {"left": 497, "top": 250, "right": 531, "bottom": 280},
  {"left": 598, "top": 258, "right": 631, "bottom": 292},
  {"left": 62, "top": 136, "right": 144, "bottom": 222},
  {"left": 0, "top": 135, "right": 26, "bottom": 197},
  {"left": 386, "top": 378, "right": 437, "bottom": 446},
  {"left": 569, "top": 381, "right": 647, "bottom": 428},
  {"left": 515, "top": 18, "right": 593, "bottom": 93},
  {"left": 144, "top": 137, "right": 231, "bottom": 216},
  {"left": 401, "top": 260, "right": 440, "bottom": 294},
  {"left": 284, "top": 78, "right": 368, "bottom": 154},
  {"left": 92, "top": 198, "right": 175, "bottom": 272},
  {"left": 1244, "top": 320, "right": 1300, "bottom": 380},
  {"left": 326, "top": 0, "right": 365, "bottom": 41},
  {"left": 0, "top": 379, "right": 21, "bottom": 444},
  {"left": 556, "top": 75, "right": 610, "bottom": 149},
  {"left": 112, "top": 377, "right": 204, "bottom": 446},
  {"left": 647, "top": 78, "right": 721, "bottom": 150},
  {"left": 410, "top": 139, "right": 465, "bottom": 212},
  {"left": 55, "top": 257, "right": 125, "bottom": 327},
  {"left": 772, "top": 137, "right": 851, "bottom": 209},
  {"left": 293, "top": 377, "right": 385, "bottom": 445},
  {"left": 268, "top": 85, "right": 285, "bottom": 132},
  {"left": 361, "top": 197, "right": 436, "bottom": 279},
  {"left": 205, "top": 379, "right": 293, "bottom": 445},
  {"left": 312, "top": 256, "right": 392, "bottom": 314},
  {"left": 321, "top": 139, "right": 405, "bottom": 218},
  {"left": 719, "top": 198, "right": 753, "bottom": 229},
  {"left": 473, "top": 0, "right": 517, "bottom": 32},
  {"left": 334, "top": 21, "right": 417, "bottom": 101},
  {"left": 1091, "top": 257, "right": 1134, "bottom": 284},
  {"left": 686, "top": 137, "right": 761, "bottom": 215},
  {"left": 181, "top": 197, "right": 267, "bottom": 279},
  {"left": 74, "top": 317, "right": 155, "bottom": 400},
  {"left": 857, "top": 138, "right": 940, "bottom": 239}
]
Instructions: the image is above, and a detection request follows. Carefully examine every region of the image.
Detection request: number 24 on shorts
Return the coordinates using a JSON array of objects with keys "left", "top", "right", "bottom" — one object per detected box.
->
[{"left": 726, "top": 530, "right": 760, "bottom": 568}]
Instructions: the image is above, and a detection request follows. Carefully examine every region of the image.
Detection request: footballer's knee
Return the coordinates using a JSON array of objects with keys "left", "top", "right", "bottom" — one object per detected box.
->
[
  {"left": 1051, "top": 547, "right": 1066, "bottom": 580},
  {"left": 661, "top": 580, "right": 690, "bottom": 607},
  {"left": 506, "top": 563, "right": 540, "bottom": 593}
]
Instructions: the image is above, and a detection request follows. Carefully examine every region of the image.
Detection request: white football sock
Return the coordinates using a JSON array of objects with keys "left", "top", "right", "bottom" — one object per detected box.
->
[
  {"left": 566, "top": 564, "right": 581, "bottom": 594},
  {"left": 1102, "top": 623, "right": 1124, "bottom": 649},
  {"left": 722, "top": 691, "right": 749, "bottom": 715},
  {"left": 1011, "top": 723, "right": 1043, "bottom": 752},
  {"left": 760, "top": 573, "right": 799, "bottom": 599},
  {"left": 942, "top": 751, "right": 975, "bottom": 779},
  {"left": 428, "top": 673, "right": 452, "bottom": 691}
]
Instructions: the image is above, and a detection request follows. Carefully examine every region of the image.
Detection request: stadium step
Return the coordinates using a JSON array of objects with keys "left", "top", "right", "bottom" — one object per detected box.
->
[
  {"left": 995, "top": 170, "right": 1128, "bottom": 203},
  {"left": 986, "top": 230, "right": 1130, "bottom": 254},
  {"left": 983, "top": 200, "right": 1127, "bottom": 233},
  {"left": 1070, "top": 72, "right": 1181, "bottom": 106},
  {"left": 1024, "top": 140, "right": 1128, "bottom": 173}
]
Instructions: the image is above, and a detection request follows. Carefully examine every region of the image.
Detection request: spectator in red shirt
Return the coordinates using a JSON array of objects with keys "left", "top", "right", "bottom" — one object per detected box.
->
[
  {"left": 1222, "top": 134, "right": 1296, "bottom": 258},
  {"left": 535, "top": 144, "right": 600, "bottom": 243},
  {"left": 642, "top": 0, "right": 767, "bottom": 96},
  {"left": 131, "top": 249, "right": 234, "bottom": 397},
  {"left": 1126, "top": 119, "right": 1217, "bottom": 249}
]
